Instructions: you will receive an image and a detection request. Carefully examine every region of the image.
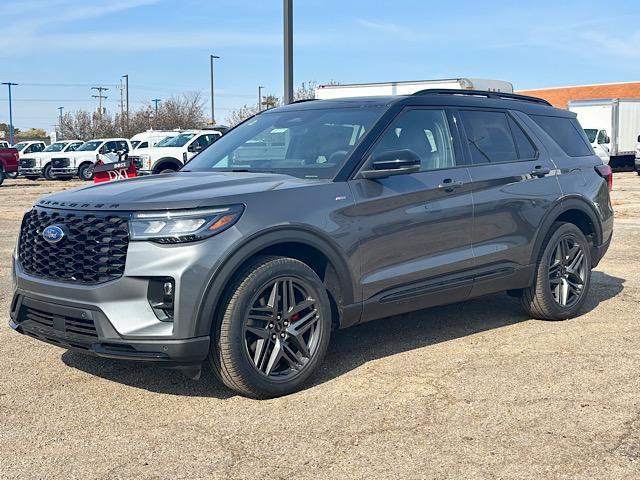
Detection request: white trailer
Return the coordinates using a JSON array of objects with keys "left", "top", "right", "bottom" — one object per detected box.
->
[
  {"left": 569, "top": 98, "right": 640, "bottom": 167},
  {"left": 315, "top": 78, "right": 514, "bottom": 100}
]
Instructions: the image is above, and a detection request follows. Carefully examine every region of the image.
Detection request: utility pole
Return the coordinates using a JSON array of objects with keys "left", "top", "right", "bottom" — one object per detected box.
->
[
  {"left": 152, "top": 98, "right": 161, "bottom": 116},
  {"left": 210, "top": 54, "right": 220, "bottom": 124},
  {"left": 119, "top": 78, "right": 124, "bottom": 116},
  {"left": 91, "top": 86, "right": 108, "bottom": 115},
  {"left": 57, "top": 106, "right": 64, "bottom": 140},
  {"left": 283, "top": 0, "right": 294, "bottom": 104},
  {"left": 122, "top": 74, "right": 129, "bottom": 118},
  {"left": 258, "top": 85, "right": 264, "bottom": 112},
  {"left": 2, "top": 82, "right": 18, "bottom": 144}
]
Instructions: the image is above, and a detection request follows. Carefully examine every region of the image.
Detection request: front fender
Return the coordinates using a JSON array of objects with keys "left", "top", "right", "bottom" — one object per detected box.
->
[{"left": 193, "top": 226, "right": 356, "bottom": 337}]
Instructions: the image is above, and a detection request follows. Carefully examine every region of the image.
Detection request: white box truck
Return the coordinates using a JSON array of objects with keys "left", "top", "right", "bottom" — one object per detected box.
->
[
  {"left": 315, "top": 78, "right": 513, "bottom": 99},
  {"left": 569, "top": 98, "right": 640, "bottom": 168}
]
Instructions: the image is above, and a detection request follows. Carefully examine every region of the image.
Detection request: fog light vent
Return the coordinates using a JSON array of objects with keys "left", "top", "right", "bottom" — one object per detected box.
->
[{"left": 148, "top": 277, "right": 175, "bottom": 322}]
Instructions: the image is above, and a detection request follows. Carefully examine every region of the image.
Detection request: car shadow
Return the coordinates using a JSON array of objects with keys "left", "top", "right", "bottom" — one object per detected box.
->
[{"left": 61, "top": 271, "right": 625, "bottom": 398}]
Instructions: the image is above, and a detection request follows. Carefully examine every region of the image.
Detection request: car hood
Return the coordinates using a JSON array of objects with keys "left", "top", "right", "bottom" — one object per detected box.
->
[{"left": 36, "top": 171, "right": 328, "bottom": 211}]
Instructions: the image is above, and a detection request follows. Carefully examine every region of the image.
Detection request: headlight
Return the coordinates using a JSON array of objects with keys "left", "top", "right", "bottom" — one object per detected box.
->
[
  {"left": 139, "top": 154, "right": 151, "bottom": 168},
  {"left": 129, "top": 205, "right": 244, "bottom": 243}
]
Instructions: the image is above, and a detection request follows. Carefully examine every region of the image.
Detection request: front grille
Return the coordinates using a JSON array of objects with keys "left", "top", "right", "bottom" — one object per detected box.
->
[
  {"left": 51, "top": 157, "right": 70, "bottom": 168},
  {"left": 18, "top": 207, "right": 130, "bottom": 284},
  {"left": 129, "top": 156, "right": 143, "bottom": 169},
  {"left": 21, "top": 158, "right": 36, "bottom": 168},
  {"left": 22, "top": 305, "right": 98, "bottom": 339}
]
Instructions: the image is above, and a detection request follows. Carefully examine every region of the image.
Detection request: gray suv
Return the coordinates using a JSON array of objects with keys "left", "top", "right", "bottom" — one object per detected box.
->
[{"left": 10, "top": 90, "right": 614, "bottom": 398}]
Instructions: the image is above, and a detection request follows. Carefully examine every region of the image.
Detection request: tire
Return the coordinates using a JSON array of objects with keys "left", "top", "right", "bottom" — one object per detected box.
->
[
  {"left": 0, "top": 170, "right": 4, "bottom": 186},
  {"left": 78, "top": 163, "right": 94, "bottom": 181},
  {"left": 521, "top": 222, "right": 592, "bottom": 320},
  {"left": 43, "top": 164, "right": 55, "bottom": 180},
  {"left": 209, "top": 256, "right": 332, "bottom": 398},
  {"left": 159, "top": 169, "right": 177, "bottom": 174}
]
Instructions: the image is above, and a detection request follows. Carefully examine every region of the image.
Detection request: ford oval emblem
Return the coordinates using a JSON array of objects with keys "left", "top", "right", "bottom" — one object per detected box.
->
[{"left": 42, "top": 225, "right": 65, "bottom": 244}]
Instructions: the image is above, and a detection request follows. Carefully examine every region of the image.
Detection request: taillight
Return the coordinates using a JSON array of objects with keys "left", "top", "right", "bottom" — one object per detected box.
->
[{"left": 595, "top": 164, "right": 613, "bottom": 191}]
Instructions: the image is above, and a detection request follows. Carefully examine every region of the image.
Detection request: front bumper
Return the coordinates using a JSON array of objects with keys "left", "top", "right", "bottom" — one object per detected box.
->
[
  {"left": 10, "top": 222, "right": 246, "bottom": 364},
  {"left": 19, "top": 167, "right": 43, "bottom": 176},
  {"left": 10, "top": 295, "right": 209, "bottom": 363},
  {"left": 51, "top": 167, "right": 77, "bottom": 176}
]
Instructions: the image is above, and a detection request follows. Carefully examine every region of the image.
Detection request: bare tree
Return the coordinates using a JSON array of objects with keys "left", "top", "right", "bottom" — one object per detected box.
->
[
  {"left": 225, "top": 81, "right": 341, "bottom": 127},
  {"left": 57, "top": 92, "right": 207, "bottom": 139}
]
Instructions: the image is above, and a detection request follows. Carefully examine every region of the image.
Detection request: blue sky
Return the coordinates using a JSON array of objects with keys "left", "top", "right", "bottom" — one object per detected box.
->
[{"left": 1, "top": 0, "right": 639, "bottom": 132}]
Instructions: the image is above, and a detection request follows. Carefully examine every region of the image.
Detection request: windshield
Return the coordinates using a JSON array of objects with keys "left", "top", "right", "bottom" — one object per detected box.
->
[
  {"left": 161, "top": 133, "right": 196, "bottom": 147},
  {"left": 43, "top": 142, "right": 67, "bottom": 152},
  {"left": 13, "top": 142, "right": 28, "bottom": 152},
  {"left": 184, "top": 107, "right": 384, "bottom": 179},
  {"left": 76, "top": 140, "right": 102, "bottom": 151},
  {"left": 155, "top": 136, "right": 177, "bottom": 147},
  {"left": 584, "top": 129, "right": 597, "bottom": 143}
]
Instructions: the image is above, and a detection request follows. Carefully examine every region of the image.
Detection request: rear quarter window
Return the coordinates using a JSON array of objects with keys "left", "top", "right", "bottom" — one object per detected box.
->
[{"left": 530, "top": 115, "right": 593, "bottom": 157}]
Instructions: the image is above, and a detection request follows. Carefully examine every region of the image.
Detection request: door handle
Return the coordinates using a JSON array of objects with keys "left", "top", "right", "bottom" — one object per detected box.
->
[
  {"left": 438, "top": 179, "right": 464, "bottom": 191},
  {"left": 531, "top": 165, "right": 551, "bottom": 178}
]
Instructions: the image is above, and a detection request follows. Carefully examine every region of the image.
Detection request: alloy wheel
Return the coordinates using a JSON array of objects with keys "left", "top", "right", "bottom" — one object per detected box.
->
[
  {"left": 548, "top": 235, "right": 586, "bottom": 308},
  {"left": 243, "top": 277, "right": 322, "bottom": 380}
]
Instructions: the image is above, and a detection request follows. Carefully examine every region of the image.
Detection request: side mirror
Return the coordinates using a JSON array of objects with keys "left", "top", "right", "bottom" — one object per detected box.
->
[
  {"left": 637, "top": 134, "right": 640, "bottom": 143},
  {"left": 359, "top": 149, "right": 421, "bottom": 179}
]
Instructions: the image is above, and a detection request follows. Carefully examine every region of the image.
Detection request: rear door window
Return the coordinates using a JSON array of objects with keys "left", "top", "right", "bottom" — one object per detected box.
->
[
  {"left": 530, "top": 115, "right": 593, "bottom": 157},
  {"left": 459, "top": 110, "right": 518, "bottom": 164},
  {"left": 508, "top": 117, "right": 537, "bottom": 159}
]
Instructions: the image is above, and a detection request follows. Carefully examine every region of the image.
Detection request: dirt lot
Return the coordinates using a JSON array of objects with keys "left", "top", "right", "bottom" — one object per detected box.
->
[{"left": 1, "top": 174, "right": 639, "bottom": 480}]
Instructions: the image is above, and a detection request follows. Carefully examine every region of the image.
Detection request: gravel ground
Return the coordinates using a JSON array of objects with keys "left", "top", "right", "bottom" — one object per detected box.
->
[{"left": 1, "top": 174, "right": 639, "bottom": 480}]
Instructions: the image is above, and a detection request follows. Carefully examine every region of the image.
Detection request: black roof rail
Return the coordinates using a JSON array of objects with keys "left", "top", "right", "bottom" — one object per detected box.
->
[
  {"left": 289, "top": 98, "right": 317, "bottom": 104},
  {"left": 411, "top": 89, "right": 552, "bottom": 106}
]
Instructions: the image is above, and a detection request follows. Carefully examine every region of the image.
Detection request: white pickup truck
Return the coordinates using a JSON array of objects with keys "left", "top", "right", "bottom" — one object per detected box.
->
[
  {"left": 128, "top": 129, "right": 222, "bottom": 175},
  {"left": 51, "top": 138, "right": 133, "bottom": 180},
  {"left": 19, "top": 140, "right": 84, "bottom": 179}
]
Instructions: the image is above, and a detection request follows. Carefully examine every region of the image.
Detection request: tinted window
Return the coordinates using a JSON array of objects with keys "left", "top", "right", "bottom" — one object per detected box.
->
[
  {"left": 530, "top": 115, "right": 592, "bottom": 157},
  {"left": 370, "top": 109, "right": 456, "bottom": 171},
  {"left": 116, "top": 140, "right": 129, "bottom": 152},
  {"left": 597, "top": 130, "right": 609, "bottom": 144},
  {"left": 508, "top": 117, "right": 536, "bottom": 159},
  {"left": 459, "top": 110, "right": 517, "bottom": 164},
  {"left": 185, "top": 107, "right": 383, "bottom": 179},
  {"left": 66, "top": 142, "right": 83, "bottom": 151},
  {"left": 584, "top": 128, "right": 597, "bottom": 143},
  {"left": 138, "top": 141, "right": 148, "bottom": 149}
]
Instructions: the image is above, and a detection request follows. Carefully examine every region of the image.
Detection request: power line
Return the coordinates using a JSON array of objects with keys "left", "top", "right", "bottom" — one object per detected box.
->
[{"left": 91, "top": 86, "right": 108, "bottom": 114}]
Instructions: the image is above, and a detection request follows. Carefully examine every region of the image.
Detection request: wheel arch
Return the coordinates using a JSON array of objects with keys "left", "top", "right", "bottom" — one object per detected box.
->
[
  {"left": 152, "top": 157, "right": 182, "bottom": 173},
  {"left": 531, "top": 197, "right": 603, "bottom": 267},
  {"left": 194, "top": 227, "right": 356, "bottom": 337}
]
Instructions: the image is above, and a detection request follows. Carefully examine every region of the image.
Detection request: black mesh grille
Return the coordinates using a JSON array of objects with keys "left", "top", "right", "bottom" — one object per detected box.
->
[
  {"left": 18, "top": 207, "right": 130, "bottom": 284},
  {"left": 21, "top": 158, "right": 36, "bottom": 168},
  {"left": 51, "top": 157, "right": 70, "bottom": 168},
  {"left": 129, "top": 156, "right": 143, "bottom": 169}
]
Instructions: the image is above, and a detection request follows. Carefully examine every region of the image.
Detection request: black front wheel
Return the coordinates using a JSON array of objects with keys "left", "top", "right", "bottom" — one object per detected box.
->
[
  {"left": 210, "top": 256, "right": 332, "bottom": 398},
  {"left": 43, "top": 164, "right": 55, "bottom": 180},
  {"left": 521, "top": 222, "right": 592, "bottom": 320},
  {"left": 78, "top": 163, "right": 94, "bottom": 181}
]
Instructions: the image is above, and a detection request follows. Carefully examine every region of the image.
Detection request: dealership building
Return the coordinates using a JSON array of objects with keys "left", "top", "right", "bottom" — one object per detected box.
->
[{"left": 516, "top": 81, "right": 640, "bottom": 109}]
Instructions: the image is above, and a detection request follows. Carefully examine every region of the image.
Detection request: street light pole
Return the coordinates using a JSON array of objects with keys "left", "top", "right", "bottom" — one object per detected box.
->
[
  {"left": 210, "top": 54, "right": 220, "bottom": 124},
  {"left": 258, "top": 86, "right": 264, "bottom": 112},
  {"left": 57, "top": 106, "right": 64, "bottom": 140},
  {"left": 283, "top": 0, "right": 293, "bottom": 104},
  {"left": 2, "top": 82, "right": 18, "bottom": 144},
  {"left": 152, "top": 99, "right": 161, "bottom": 116}
]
